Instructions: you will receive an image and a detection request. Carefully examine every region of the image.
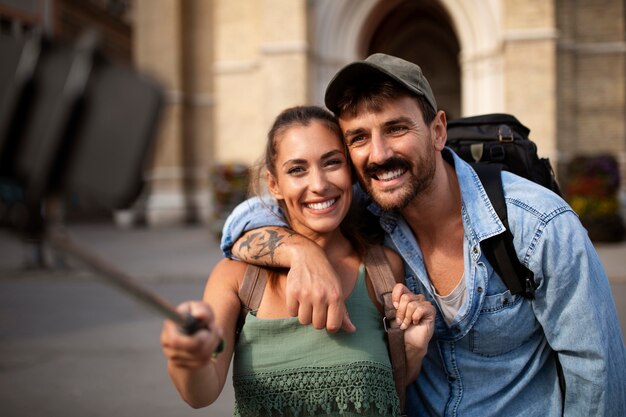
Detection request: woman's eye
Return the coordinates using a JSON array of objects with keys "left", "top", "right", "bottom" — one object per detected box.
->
[
  {"left": 287, "top": 166, "right": 305, "bottom": 175},
  {"left": 326, "top": 158, "right": 342, "bottom": 166}
]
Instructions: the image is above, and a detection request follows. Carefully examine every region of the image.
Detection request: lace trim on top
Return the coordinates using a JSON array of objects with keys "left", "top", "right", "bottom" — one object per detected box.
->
[{"left": 233, "top": 361, "right": 399, "bottom": 417}]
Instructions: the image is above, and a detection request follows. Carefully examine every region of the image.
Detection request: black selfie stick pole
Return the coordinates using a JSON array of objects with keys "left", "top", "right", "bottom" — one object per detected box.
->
[{"left": 45, "top": 226, "right": 204, "bottom": 335}]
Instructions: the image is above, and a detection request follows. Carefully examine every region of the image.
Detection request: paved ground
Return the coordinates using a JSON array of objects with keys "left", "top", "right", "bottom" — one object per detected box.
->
[
  {"left": 0, "top": 223, "right": 234, "bottom": 417},
  {"left": 0, "top": 222, "right": 624, "bottom": 417}
]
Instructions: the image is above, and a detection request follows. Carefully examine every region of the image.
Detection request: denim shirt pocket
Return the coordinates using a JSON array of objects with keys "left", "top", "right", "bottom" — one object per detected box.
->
[{"left": 469, "top": 289, "right": 539, "bottom": 357}]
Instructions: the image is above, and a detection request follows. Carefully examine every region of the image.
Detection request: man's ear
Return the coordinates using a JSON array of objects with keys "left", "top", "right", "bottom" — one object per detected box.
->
[
  {"left": 266, "top": 170, "right": 283, "bottom": 200},
  {"left": 431, "top": 110, "right": 448, "bottom": 151}
]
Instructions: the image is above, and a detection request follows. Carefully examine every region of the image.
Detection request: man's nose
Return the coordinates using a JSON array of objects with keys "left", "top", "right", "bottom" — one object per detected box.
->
[{"left": 369, "top": 133, "right": 393, "bottom": 164}]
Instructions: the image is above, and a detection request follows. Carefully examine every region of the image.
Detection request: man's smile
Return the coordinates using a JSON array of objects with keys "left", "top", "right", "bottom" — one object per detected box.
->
[{"left": 373, "top": 168, "right": 407, "bottom": 181}]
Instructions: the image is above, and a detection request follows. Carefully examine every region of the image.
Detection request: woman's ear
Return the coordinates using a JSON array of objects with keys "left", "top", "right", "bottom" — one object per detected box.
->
[{"left": 266, "top": 170, "right": 283, "bottom": 200}]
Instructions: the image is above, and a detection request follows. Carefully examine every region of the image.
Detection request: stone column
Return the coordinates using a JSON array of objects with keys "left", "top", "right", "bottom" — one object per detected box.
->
[
  {"left": 213, "top": 0, "right": 308, "bottom": 166},
  {"left": 180, "top": 0, "right": 215, "bottom": 224},
  {"left": 503, "top": 0, "right": 558, "bottom": 162},
  {"left": 131, "top": 0, "right": 186, "bottom": 225}
]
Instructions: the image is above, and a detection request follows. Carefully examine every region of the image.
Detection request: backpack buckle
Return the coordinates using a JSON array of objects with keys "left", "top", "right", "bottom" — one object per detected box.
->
[
  {"left": 498, "top": 125, "right": 514, "bottom": 142},
  {"left": 382, "top": 316, "right": 390, "bottom": 332}
]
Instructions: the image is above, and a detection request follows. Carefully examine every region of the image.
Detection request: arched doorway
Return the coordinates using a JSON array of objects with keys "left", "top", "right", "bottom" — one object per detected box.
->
[
  {"left": 310, "top": 0, "right": 504, "bottom": 117},
  {"left": 363, "top": 2, "right": 461, "bottom": 120}
]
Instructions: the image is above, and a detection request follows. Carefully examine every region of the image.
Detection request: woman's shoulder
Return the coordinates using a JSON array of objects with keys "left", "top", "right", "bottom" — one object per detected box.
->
[
  {"left": 211, "top": 257, "right": 250, "bottom": 274},
  {"left": 208, "top": 258, "right": 253, "bottom": 290}
]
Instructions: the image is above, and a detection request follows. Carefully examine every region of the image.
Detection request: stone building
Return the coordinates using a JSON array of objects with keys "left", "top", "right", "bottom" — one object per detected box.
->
[{"left": 2, "top": 0, "right": 625, "bottom": 226}]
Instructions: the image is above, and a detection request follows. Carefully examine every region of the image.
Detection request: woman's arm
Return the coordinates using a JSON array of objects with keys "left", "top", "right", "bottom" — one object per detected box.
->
[{"left": 161, "top": 259, "right": 246, "bottom": 408}]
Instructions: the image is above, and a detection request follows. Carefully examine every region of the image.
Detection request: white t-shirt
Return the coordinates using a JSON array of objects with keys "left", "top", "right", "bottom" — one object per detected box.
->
[{"left": 433, "top": 275, "right": 467, "bottom": 326}]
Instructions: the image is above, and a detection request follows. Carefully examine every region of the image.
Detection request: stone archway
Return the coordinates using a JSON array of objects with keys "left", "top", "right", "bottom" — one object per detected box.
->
[
  {"left": 310, "top": 0, "right": 505, "bottom": 117},
  {"left": 364, "top": 1, "right": 461, "bottom": 120}
]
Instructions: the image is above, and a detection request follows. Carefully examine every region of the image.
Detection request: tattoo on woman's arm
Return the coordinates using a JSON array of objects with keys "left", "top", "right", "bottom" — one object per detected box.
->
[
  {"left": 236, "top": 228, "right": 295, "bottom": 264},
  {"left": 237, "top": 231, "right": 262, "bottom": 255}
]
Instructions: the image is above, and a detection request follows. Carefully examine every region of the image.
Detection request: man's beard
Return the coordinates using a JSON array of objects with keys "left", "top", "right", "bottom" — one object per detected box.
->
[{"left": 360, "top": 151, "right": 436, "bottom": 211}]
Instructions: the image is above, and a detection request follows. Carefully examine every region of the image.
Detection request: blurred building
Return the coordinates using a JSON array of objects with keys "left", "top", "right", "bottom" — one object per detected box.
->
[{"left": 2, "top": 0, "right": 625, "bottom": 226}]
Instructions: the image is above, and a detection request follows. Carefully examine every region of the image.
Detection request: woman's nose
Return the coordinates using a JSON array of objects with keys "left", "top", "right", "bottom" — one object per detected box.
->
[{"left": 309, "top": 169, "right": 329, "bottom": 193}]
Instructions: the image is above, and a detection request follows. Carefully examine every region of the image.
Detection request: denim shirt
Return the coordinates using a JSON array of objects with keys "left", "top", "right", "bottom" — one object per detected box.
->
[{"left": 221, "top": 149, "right": 626, "bottom": 416}]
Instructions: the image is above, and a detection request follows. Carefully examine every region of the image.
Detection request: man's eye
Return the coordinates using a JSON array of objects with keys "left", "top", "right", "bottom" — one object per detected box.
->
[
  {"left": 388, "top": 125, "right": 407, "bottom": 134},
  {"left": 349, "top": 135, "right": 366, "bottom": 146}
]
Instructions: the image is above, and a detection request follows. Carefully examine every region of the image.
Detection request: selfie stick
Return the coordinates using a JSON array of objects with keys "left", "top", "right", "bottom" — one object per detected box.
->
[
  {"left": 46, "top": 227, "right": 225, "bottom": 351},
  {"left": 1, "top": 31, "right": 224, "bottom": 348},
  {"left": 46, "top": 226, "right": 205, "bottom": 335}
]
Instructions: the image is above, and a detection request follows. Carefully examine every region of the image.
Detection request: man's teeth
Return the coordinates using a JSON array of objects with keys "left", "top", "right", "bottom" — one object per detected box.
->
[
  {"left": 306, "top": 199, "right": 336, "bottom": 210},
  {"left": 377, "top": 169, "right": 405, "bottom": 181}
]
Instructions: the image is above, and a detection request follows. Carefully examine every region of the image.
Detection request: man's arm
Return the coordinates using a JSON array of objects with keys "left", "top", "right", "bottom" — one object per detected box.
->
[
  {"left": 220, "top": 197, "right": 355, "bottom": 332},
  {"left": 531, "top": 210, "right": 626, "bottom": 415},
  {"left": 220, "top": 196, "right": 287, "bottom": 259}
]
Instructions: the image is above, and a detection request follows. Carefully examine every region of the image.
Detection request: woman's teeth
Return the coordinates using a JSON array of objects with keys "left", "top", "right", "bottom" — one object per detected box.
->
[{"left": 306, "top": 199, "right": 336, "bottom": 210}]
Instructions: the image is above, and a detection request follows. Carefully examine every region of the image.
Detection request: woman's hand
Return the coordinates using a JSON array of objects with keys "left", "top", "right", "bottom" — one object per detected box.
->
[
  {"left": 160, "top": 301, "right": 223, "bottom": 369},
  {"left": 392, "top": 284, "right": 436, "bottom": 382}
]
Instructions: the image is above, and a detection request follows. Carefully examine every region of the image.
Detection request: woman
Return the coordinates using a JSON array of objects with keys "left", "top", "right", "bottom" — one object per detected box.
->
[{"left": 161, "top": 106, "right": 435, "bottom": 416}]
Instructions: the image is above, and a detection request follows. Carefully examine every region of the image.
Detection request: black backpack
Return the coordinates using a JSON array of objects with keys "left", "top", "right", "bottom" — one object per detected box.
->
[{"left": 446, "top": 113, "right": 562, "bottom": 299}]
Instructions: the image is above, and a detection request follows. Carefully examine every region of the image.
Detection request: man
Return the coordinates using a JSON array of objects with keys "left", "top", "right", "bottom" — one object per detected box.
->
[{"left": 221, "top": 53, "right": 626, "bottom": 416}]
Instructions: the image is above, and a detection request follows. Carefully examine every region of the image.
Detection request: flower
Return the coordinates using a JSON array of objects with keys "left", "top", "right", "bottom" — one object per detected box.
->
[{"left": 565, "top": 154, "right": 624, "bottom": 242}]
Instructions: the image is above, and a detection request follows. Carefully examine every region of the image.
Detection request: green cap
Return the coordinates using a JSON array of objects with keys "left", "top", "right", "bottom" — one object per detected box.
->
[{"left": 324, "top": 53, "right": 437, "bottom": 115}]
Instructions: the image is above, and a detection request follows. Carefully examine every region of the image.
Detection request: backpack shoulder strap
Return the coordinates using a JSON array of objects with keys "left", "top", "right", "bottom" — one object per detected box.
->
[
  {"left": 474, "top": 164, "right": 566, "bottom": 390},
  {"left": 237, "top": 264, "right": 268, "bottom": 334},
  {"left": 473, "top": 164, "right": 536, "bottom": 298},
  {"left": 364, "top": 245, "right": 407, "bottom": 415}
]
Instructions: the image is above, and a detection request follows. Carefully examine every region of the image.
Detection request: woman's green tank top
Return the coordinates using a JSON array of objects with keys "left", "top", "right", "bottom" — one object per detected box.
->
[{"left": 232, "top": 264, "right": 400, "bottom": 416}]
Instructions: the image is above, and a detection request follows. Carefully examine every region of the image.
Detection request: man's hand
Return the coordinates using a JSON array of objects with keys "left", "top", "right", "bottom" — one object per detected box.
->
[
  {"left": 286, "top": 247, "right": 356, "bottom": 333},
  {"left": 233, "top": 226, "right": 355, "bottom": 333}
]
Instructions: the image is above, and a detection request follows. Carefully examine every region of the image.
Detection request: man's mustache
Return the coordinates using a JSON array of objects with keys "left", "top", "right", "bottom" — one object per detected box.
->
[{"left": 364, "top": 157, "right": 411, "bottom": 177}]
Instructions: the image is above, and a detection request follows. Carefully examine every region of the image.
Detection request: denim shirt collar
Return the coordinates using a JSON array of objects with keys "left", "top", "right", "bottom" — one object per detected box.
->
[{"left": 368, "top": 148, "right": 505, "bottom": 244}]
